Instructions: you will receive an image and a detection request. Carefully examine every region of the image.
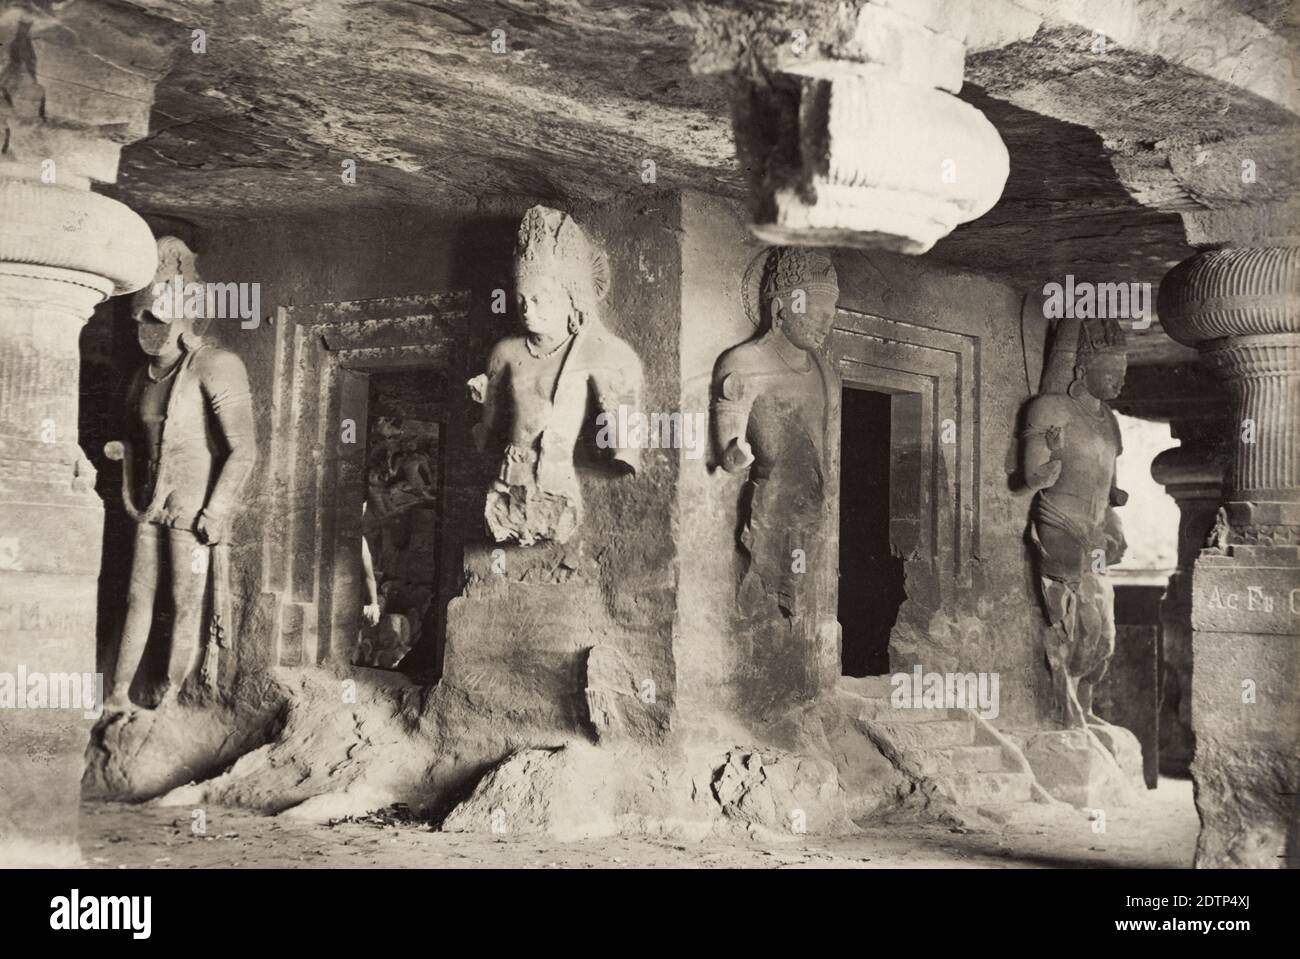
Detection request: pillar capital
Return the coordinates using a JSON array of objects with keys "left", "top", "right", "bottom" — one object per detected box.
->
[
  {"left": 689, "top": 0, "right": 1008, "bottom": 252},
  {"left": 1158, "top": 246, "right": 1299, "bottom": 346},
  {"left": 1157, "top": 246, "right": 1300, "bottom": 537},
  {"left": 0, "top": 179, "right": 158, "bottom": 298},
  {"left": 0, "top": 0, "right": 177, "bottom": 188}
]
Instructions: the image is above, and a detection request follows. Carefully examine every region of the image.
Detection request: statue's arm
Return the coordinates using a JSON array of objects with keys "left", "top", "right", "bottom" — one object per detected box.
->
[
  {"left": 199, "top": 349, "right": 257, "bottom": 537},
  {"left": 1107, "top": 408, "right": 1128, "bottom": 506},
  {"left": 470, "top": 342, "right": 509, "bottom": 454},
  {"left": 104, "top": 371, "right": 144, "bottom": 521},
  {"left": 589, "top": 339, "right": 645, "bottom": 475},
  {"left": 1103, "top": 504, "right": 1127, "bottom": 564},
  {"left": 360, "top": 533, "right": 380, "bottom": 626},
  {"left": 712, "top": 352, "right": 756, "bottom": 473},
  {"left": 1020, "top": 397, "right": 1065, "bottom": 491}
]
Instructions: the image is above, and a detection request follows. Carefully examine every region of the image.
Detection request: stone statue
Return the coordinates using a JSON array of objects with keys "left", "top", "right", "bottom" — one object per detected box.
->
[
  {"left": 1021, "top": 317, "right": 1128, "bottom": 729},
  {"left": 104, "top": 237, "right": 255, "bottom": 712},
  {"left": 469, "top": 205, "right": 643, "bottom": 546},
  {"left": 712, "top": 247, "right": 840, "bottom": 616}
]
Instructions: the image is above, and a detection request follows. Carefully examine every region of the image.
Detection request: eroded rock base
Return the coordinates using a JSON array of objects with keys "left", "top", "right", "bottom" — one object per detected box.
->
[
  {"left": 83, "top": 669, "right": 1069, "bottom": 841},
  {"left": 1009, "top": 726, "right": 1144, "bottom": 809}
]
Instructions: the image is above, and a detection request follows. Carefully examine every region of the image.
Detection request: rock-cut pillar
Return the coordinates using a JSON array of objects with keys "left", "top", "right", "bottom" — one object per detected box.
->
[
  {"left": 1149, "top": 438, "right": 1227, "bottom": 776},
  {"left": 1158, "top": 246, "right": 1300, "bottom": 868},
  {"left": 0, "top": 0, "right": 172, "bottom": 865}
]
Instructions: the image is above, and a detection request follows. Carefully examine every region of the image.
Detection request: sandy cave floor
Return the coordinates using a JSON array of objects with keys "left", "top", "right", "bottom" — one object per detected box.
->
[{"left": 78, "top": 777, "right": 1198, "bottom": 869}]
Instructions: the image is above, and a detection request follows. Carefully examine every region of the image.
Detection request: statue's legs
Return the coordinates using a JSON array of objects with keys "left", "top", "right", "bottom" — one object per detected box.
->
[
  {"left": 1073, "top": 570, "right": 1116, "bottom": 725},
  {"left": 164, "top": 527, "right": 206, "bottom": 695},
  {"left": 741, "top": 476, "right": 820, "bottom": 618},
  {"left": 1032, "top": 518, "right": 1111, "bottom": 729},
  {"left": 1039, "top": 575, "right": 1087, "bottom": 728},
  {"left": 108, "top": 522, "right": 164, "bottom": 709}
]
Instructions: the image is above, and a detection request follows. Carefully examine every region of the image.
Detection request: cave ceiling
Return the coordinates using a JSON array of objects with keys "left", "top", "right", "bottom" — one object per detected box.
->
[{"left": 95, "top": 1, "right": 1300, "bottom": 365}]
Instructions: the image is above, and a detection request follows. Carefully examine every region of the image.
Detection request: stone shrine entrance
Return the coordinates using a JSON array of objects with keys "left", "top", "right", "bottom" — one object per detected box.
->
[
  {"left": 838, "top": 387, "right": 906, "bottom": 676},
  {"left": 258, "top": 292, "right": 470, "bottom": 677},
  {"left": 829, "top": 305, "right": 980, "bottom": 678},
  {"left": 356, "top": 369, "right": 446, "bottom": 674}
]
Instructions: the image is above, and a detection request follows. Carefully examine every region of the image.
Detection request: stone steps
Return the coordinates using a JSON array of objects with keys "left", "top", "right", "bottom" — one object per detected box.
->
[
  {"left": 873, "top": 718, "right": 976, "bottom": 748},
  {"left": 841, "top": 676, "right": 1040, "bottom": 820},
  {"left": 948, "top": 770, "right": 1033, "bottom": 804},
  {"left": 939, "top": 744, "right": 1007, "bottom": 773},
  {"left": 858, "top": 698, "right": 964, "bottom": 723},
  {"left": 840, "top": 675, "right": 894, "bottom": 699}
]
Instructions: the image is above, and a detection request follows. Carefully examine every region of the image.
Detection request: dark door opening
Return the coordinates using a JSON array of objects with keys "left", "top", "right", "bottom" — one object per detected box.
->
[
  {"left": 355, "top": 368, "right": 447, "bottom": 677},
  {"left": 838, "top": 387, "right": 907, "bottom": 677}
]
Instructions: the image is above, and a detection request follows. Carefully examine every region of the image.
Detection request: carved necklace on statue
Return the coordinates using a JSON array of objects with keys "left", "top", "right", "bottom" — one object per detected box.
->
[
  {"left": 777, "top": 350, "right": 814, "bottom": 376},
  {"left": 1067, "top": 379, "right": 1108, "bottom": 425},
  {"left": 526, "top": 331, "right": 574, "bottom": 360},
  {"left": 147, "top": 355, "right": 183, "bottom": 383},
  {"left": 770, "top": 329, "right": 814, "bottom": 375}
]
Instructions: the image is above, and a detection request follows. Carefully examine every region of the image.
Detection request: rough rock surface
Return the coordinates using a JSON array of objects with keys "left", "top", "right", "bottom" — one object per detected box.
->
[
  {"left": 90, "top": 0, "right": 1296, "bottom": 309},
  {"left": 436, "top": 746, "right": 622, "bottom": 841},
  {"left": 1011, "top": 727, "right": 1143, "bottom": 809},
  {"left": 148, "top": 669, "right": 451, "bottom": 821},
  {"left": 583, "top": 644, "right": 671, "bottom": 742},
  {"left": 84, "top": 676, "right": 286, "bottom": 801},
  {"left": 88, "top": 661, "right": 957, "bottom": 840}
]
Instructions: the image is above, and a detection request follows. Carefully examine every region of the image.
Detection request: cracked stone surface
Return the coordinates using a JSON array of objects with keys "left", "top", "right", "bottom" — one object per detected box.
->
[{"left": 70, "top": 1, "right": 1293, "bottom": 368}]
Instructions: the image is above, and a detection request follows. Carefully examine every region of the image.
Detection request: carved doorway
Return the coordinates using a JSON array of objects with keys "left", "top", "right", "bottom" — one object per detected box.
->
[
  {"left": 259, "top": 291, "right": 470, "bottom": 678},
  {"left": 838, "top": 386, "right": 907, "bottom": 676}
]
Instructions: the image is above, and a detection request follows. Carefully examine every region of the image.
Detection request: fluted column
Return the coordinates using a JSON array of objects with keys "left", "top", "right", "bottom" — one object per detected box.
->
[
  {"left": 1158, "top": 245, "right": 1300, "bottom": 868},
  {"left": 1160, "top": 247, "right": 1300, "bottom": 528},
  {"left": 0, "top": 1, "right": 172, "bottom": 865}
]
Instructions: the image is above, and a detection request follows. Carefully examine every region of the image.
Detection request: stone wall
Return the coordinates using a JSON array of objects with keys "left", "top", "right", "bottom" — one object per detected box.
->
[
  {"left": 87, "top": 189, "right": 1054, "bottom": 806},
  {"left": 441, "top": 194, "right": 684, "bottom": 741},
  {"left": 89, "top": 202, "right": 527, "bottom": 690},
  {"left": 676, "top": 193, "right": 1049, "bottom": 728}
]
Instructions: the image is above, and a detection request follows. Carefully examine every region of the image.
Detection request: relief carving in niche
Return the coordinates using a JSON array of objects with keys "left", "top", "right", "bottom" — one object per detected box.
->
[
  {"left": 356, "top": 378, "right": 444, "bottom": 670},
  {"left": 469, "top": 205, "right": 644, "bottom": 546},
  {"left": 712, "top": 247, "right": 840, "bottom": 617},
  {"left": 1020, "top": 317, "right": 1129, "bottom": 729}
]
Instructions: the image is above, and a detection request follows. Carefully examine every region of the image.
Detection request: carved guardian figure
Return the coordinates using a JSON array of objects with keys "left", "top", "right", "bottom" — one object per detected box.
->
[
  {"left": 105, "top": 237, "right": 255, "bottom": 711},
  {"left": 1021, "top": 317, "right": 1128, "bottom": 728},
  {"left": 712, "top": 247, "right": 839, "bottom": 616},
  {"left": 470, "top": 206, "right": 643, "bottom": 545}
]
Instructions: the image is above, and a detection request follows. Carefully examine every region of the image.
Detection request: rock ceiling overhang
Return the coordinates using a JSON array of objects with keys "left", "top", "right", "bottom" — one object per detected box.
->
[{"left": 38, "top": 0, "right": 1300, "bottom": 366}]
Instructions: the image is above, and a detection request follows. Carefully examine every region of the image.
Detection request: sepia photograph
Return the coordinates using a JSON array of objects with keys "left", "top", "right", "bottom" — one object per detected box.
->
[{"left": 0, "top": 0, "right": 1295, "bottom": 936}]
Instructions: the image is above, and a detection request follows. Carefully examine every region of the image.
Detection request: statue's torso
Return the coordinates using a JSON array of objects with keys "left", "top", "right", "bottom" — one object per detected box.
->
[
  {"left": 138, "top": 364, "right": 179, "bottom": 471},
  {"left": 128, "top": 347, "right": 231, "bottom": 526},
  {"left": 1040, "top": 399, "right": 1120, "bottom": 527},
  {"left": 499, "top": 338, "right": 569, "bottom": 445},
  {"left": 748, "top": 364, "right": 827, "bottom": 490}
]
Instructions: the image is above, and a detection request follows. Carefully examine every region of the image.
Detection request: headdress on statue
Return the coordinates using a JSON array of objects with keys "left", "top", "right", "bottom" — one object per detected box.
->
[
  {"left": 1039, "top": 316, "right": 1126, "bottom": 394},
  {"left": 129, "top": 236, "right": 209, "bottom": 348},
  {"left": 1075, "top": 316, "right": 1126, "bottom": 359},
  {"left": 760, "top": 247, "right": 839, "bottom": 307},
  {"left": 514, "top": 205, "right": 610, "bottom": 334}
]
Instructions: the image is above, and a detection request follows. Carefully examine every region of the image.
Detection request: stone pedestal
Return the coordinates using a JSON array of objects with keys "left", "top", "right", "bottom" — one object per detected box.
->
[
  {"left": 0, "top": 1, "right": 171, "bottom": 865},
  {"left": 1159, "top": 245, "right": 1300, "bottom": 868},
  {"left": 688, "top": 0, "right": 1008, "bottom": 252}
]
